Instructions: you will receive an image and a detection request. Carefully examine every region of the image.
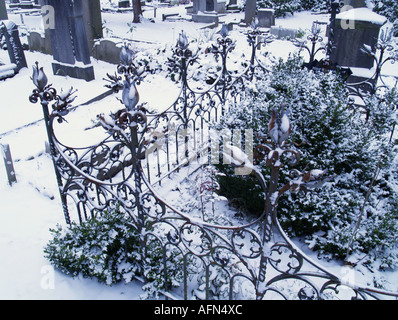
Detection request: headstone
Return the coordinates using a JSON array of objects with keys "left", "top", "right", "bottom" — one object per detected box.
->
[
  {"left": 243, "top": 0, "right": 256, "bottom": 25},
  {"left": 92, "top": 39, "right": 121, "bottom": 65},
  {"left": 330, "top": 8, "right": 387, "bottom": 68},
  {"left": 0, "top": 20, "right": 27, "bottom": 72},
  {"left": 270, "top": 26, "right": 297, "bottom": 39},
  {"left": 81, "top": 0, "right": 103, "bottom": 49},
  {"left": 258, "top": 9, "right": 275, "bottom": 28},
  {"left": 118, "top": 0, "right": 130, "bottom": 8},
  {"left": 41, "top": 0, "right": 95, "bottom": 81},
  {"left": 0, "top": 0, "right": 7, "bottom": 20},
  {"left": 193, "top": 0, "right": 217, "bottom": 13},
  {"left": 192, "top": 0, "right": 219, "bottom": 24},
  {"left": 28, "top": 31, "right": 52, "bottom": 54}
]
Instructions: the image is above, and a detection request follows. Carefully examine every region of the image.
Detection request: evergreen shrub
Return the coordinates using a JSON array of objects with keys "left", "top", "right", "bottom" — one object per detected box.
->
[{"left": 216, "top": 54, "right": 398, "bottom": 268}]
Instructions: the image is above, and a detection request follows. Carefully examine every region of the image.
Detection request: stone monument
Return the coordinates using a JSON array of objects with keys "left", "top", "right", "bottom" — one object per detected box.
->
[
  {"left": 81, "top": 0, "right": 103, "bottom": 49},
  {"left": 0, "top": 20, "right": 27, "bottom": 72},
  {"left": 330, "top": 7, "right": 387, "bottom": 69},
  {"left": 192, "top": 0, "right": 220, "bottom": 24},
  {"left": 0, "top": 0, "right": 7, "bottom": 20},
  {"left": 258, "top": 9, "right": 275, "bottom": 28},
  {"left": 243, "top": 0, "right": 256, "bottom": 25},
  {"left": 40, "top": 0, "right": 95, "bottom": 81}
]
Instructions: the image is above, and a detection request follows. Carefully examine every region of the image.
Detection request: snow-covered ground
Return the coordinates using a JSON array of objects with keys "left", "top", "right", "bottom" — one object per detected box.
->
[{"left": 1, "top": 3, "right": 397, "bottom": 299}]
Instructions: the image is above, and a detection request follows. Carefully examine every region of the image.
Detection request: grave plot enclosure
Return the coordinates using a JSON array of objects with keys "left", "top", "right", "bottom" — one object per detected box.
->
[{"left": 30, "top": 24, "right": 398, "bottom": 300}]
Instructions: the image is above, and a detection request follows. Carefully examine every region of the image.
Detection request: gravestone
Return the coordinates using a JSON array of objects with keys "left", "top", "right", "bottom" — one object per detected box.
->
[
  {"left": 119, "top": 0, "right": 130, "bottom": 8},
  {"left": 28, "top": 31, "right": 52, "bottom": 54},
  {"left": 192, "top": 0, "right": 219, "bottom": 24},
  {"left": 0, "top": 0, "right": 7, "bottom": 20},
  {"left": 330, "top": 7, "right": 387, "bottom": 68},
  {"left": 243, "top": 0, "right": 256, "bottom": 25},
  {"left": 41, "top": 0, "right": 95, "bottom": 81},
  {"left": 0, "top": 20, "right": 27, "bottom": 72},
  {"left": 81, "top": 0, "right": 103, "bottom": 49},
  {"left": 92, "top": 39, "right": 121, "bottom": 65},
  {"left": 193, "top": 0, "right": 218, "bottom": 13},
  {"left": 1, "top": 144, "right": 17, "bottom": 186},
  {"left": 258, "top": 9, "right": 275, "bottom": 28}
]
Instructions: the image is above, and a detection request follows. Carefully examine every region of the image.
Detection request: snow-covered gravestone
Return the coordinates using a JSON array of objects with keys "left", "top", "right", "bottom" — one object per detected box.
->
[
  {"left": 0, "top": 20, "right": 27, "bottom": 76},
  {"left": 330, "top": 7, "right": 387, "bottom": 69},
  {"left": 257, "top": 9, "right": 275, "bottom": 28}
]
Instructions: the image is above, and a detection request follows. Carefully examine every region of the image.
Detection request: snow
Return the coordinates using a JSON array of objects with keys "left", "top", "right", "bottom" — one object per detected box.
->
[{"left": 1, "top": 3, "right": 397, "bottom": 300}]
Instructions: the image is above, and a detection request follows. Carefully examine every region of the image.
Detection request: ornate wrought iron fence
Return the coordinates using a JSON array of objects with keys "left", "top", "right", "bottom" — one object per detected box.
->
[{"left": 29, "top": 25, "right": 398, "bottom": 300}]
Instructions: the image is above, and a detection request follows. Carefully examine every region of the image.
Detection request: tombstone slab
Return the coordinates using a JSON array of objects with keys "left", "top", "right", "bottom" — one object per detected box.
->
[
  {"left": 92, "top": 39, "right": 121, "bottom": 65},
  {"left": 0, "top": 0, "right": 7, "bottom": 20},
  {"left": 82, "top": 0, "right": 103, "bottom": 49},
  {"left": 0, "top": 20, "right": 27, "bottom": 72},
  {"left": 28, "top": 31, "right": 52, "bottom": 54}
]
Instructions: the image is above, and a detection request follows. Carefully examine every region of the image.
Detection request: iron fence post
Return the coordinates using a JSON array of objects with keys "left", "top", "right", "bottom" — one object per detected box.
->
[{"left": 31, "top": 86, "right": 71, "bottom": 224}]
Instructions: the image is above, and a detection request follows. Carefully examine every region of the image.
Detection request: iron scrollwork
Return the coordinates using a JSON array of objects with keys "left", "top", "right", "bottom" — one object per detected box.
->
[{"left": 29, "top": 26, "right": 398, "bottom": 300}]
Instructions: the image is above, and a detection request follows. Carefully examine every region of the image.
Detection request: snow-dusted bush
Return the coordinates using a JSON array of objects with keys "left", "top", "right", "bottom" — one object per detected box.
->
[
  {"left": 258, "top": 0, "right": 302, "bottom": 17},
  {"left": 300, "top": 0, "right": 330, "bottom": 12},
  {"left": 44, "top": 208, "right": 183, "bottom": 296},
  {"left": 372, "top": 0, "right": 398, "bottom": 36},
  {"left": 257, "top": 0, "right": 330, "bottom": 17},
  {"left": 217, "top": 54, "right": 398, "bottom": 269}
]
